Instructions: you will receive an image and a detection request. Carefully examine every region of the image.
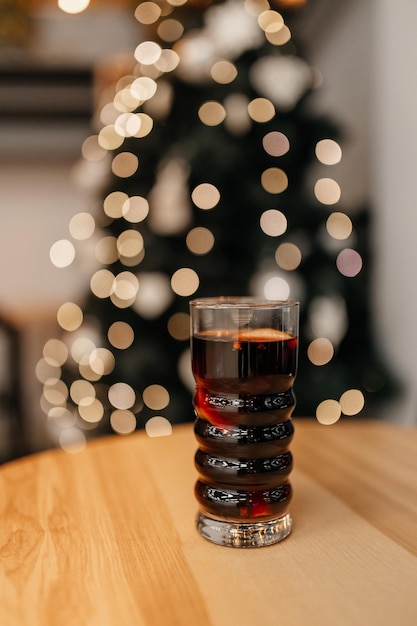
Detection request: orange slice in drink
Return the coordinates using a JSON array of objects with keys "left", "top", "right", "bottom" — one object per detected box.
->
[{"left": 237, "top": 328, "right": 292, "bottom": 341}]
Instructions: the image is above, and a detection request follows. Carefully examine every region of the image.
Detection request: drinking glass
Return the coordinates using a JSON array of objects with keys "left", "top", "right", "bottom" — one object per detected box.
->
[{"left": 190, "top": 297, "right": 299, "bottom": 548}]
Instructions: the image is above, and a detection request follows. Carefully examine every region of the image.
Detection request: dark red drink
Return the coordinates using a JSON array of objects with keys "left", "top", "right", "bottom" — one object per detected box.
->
[{"left": 192, "top": 329, "right": 297, "bottom": 523}]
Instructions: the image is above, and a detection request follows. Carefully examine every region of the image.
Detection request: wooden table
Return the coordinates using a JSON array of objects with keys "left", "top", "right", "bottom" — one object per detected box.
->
[{"left": 1, "top": 419, "right": 417, "bottom": 626}]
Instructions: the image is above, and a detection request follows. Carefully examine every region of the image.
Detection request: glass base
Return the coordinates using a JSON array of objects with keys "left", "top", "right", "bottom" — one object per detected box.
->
[{"left": 196, "top": 511, "right": 292, "bottom": 548}]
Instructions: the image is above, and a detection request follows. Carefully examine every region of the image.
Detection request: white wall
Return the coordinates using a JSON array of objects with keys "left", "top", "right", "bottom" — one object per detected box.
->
[
  {"left": 293, "top": 0, "right": 416, "bottom": 423},
  {"left": 371, "top": 0, "right": 417, "bottom": 423}
]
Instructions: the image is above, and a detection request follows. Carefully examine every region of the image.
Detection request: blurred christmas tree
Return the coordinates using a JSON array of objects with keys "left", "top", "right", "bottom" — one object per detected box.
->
[{"left": 43, "top": 0, "right": 397, "bottom": 446}]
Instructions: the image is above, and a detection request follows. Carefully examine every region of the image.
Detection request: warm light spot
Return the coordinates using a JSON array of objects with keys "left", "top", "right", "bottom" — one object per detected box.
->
[
  {"left": 143, "top": 384, "right": 170, "bottom": 410},
  {"left": 258, "top": 10, "right": 284, "bottom": 33},
  {"left": 186, "top": 227, "right": 215, "bottom": 255},
  {"left": 117, "top": 231, "right": 144, "bottom": 260},
  {"left": 307, "top": 338, "right": 334, "bottom": 366},
  {"left": 108, "top": 382, "right": 136, "bottom": 410},
  {"left": 108, "top": 321, "right": 134, "bottom": 350},
  {"left": 70, "top": 337, "right": 96, "bottom": 364},
  {"left": 198, "top": 101, "right": 226, "bottom": 126},
  {"left": 244, "top": 0, "right": 270, "bottom": 17},
  {"left": 133, "top": 272, "right": 173, "bottom": 318},
  {"left": 167, "top": 0, "right": 188, "bottom": 5},
  {"left": 191, "top": 183, "right": 220, "bottom": 210},
  {"left": 89, "top": 348, "right": 115, "bottom": 376},
  {"left": 260, "top": 209, "right": 287, "bottom": 236},
  {"left": 110, "top": 410, "right": 137, "bottom": 434},
  {"left": 113, "top": 271, "right": 139, "bottom": 302},
  {"left": 340, "top": 389, "right": 365, "bottom": 416},
  {"left": 35, "top": 359, "right": 61, "bottom": 384},
  {"left": 167, "top": 312, "right": 190, "bottom": 341},
  {"left": 59, "top": 428, "right": 86, "bottom": 453},
  {"left": 98, "top": 125, "right": 124, "bottom": 150},
  {"left": 316, "top": 399, "right": 341, "bottom": 425},
  {"left": 315, "top": 139, "right": 342, "bottom": 165},
  {"left": 264, "top": 276, "right": 290, "bottom": 300},
  {"left": 326, "top": 212, "right": 352, "bottom": 240},
  {"left": 78, "top": 398, "right": 104, "bottom": 424},
  {"left": 122, "top": 196, "right": 149, "bottom": 223},
  {"left": 69, "top": 212, "right": 95, "bottom": 240},
  {"left": 155, "top": 49, "right": 180, "bottom": 73},
  {"left": 134, "top": 41, "right": 162, "bottom": 65},
  {"left": 113, "top": 88, "right": 139, "bottom": 113},
  {"left": 112, "top": 152, "right": 139, "bottom": 178},
  {"left": 262, "top": 131, "right": 290, "bottom": 157},
  {"left": 133, "top": 113, "right": 154, "bottom": 138},
  {"left": 275, "top": 242, "right": 302, "bottom": 270},
  {"left": 57, "top": 302, "right": 83, "bottom": 331},
  {"left": 58, "top": 0, "right": 90, "bottom": 14},
  {"left": 261, "top": 168, "right": 288, "bottom": 194},
  {"left": 104, "top": 191, "right": 129, "bottom": 219},
  {"left": 145, "top": 416, "right": 173, "bottom": 437},
  {"left": 95, "top": 237, "right": 118, "bottom": 265},
  {"left": 43, "top": 379, "right": 68, "bottom": 406},
  {"left": 314, "top": 178, "right": 341, "bottom": 205},
  {"left": 265, "top": 25, "right": 291, "bottom": 46},
  {"left": 115, "top": 112, "right": 142, "bottom": 138},
  {"left": 210, "top": 60, "right": 238, "bottom": 84},
  {"left": 78, "top": 356, "right": 102, "bottom": 382},
  {"left": 336, "top": 249, "right": 363, "bottom": 277},
  {"left": 70, "top": 379, "right": 95, "bottom": 406},
  {"left": 50, "top": 239, "right": 75, "bottom": 268},
  {"left": 81, "top": 135, "right": 107, "bottom": 162},
  {"left": 171, "top": 267, "right": 199, "bottom": 296},
  {"left": 130, "top": 76, "right": 157, "bottom": 102},
  {"left": 134, "top": 1, "right": 161, "bottom": 25},
  {"left": 43, "top": 338, "right": 68, "bottom": 367},
  {"left": 248, "top": 98, "right": 275, "bottom": 122},
  {"left": 158, "top": 19, "right": 184, "bottom": 42},
  {"left": 90, "top": 269, "right": 115, "bottom": 299}
]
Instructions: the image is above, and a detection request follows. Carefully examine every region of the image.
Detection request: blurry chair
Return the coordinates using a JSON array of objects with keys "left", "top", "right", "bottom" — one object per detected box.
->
[{"left": 0, "top": 315, "right": 27, "bottom": 462}]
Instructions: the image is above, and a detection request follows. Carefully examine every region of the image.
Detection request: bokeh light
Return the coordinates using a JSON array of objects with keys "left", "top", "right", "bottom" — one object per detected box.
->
[
  {"left": 261, "top": 167, "right": 289, "bottom": 194},
  {"left": 275, "top": 242, "right": 302, "bottom": 270},
  {"left": 198, "top": 101, "right": 226, "bottom": 126},
  {"left": 248, "top": 97, "right": 275, "bottom": 122},
  {"left": 211, "top": 60, "right": 238, "bottom": 84},
  {"left": 315, "top": 139, "right": 342, "bottom": 165},
  {"left": 326, "top": 212, "right": 352, "bottom": 240},
  {"left": 145, "top": 416, "right": 173, "bottom": 437},
  {"left": 57, "top": 302, "right": 83, "bottom": 331},
  {"left": 262, "top": 131, "right": 290, "bottom": 156},
  {"left": 143, "top": 384, "right": 170, "bottom": 410},
  {"left": 314, "top": 178, "right": 341, "bottom": 205},
  {"left": 340, "top": 389, "right": 365, "bottom": 415},
  {"left": 50, "top": 240, "right": 75, "bottom": 268},
  {"left": 191, "top": 183, "right": 221, "bottom": 209},
  {"left": 316, "top": 399, "right": 342, "bottom": 425},
  {"left": 260, "top": 209, "right": 287, "bottom": 236},
  {"left": 108, "top": 321, "right": 134, "bottom": 349},
  {"left": 336, "top": 248, "right": 363, "bottom": 277},
  {"left": 307, "top": 338, "right": 334, "bottom": 366},
  {"left": 186, "top": 227, "right": 215, "bottom": 255},
  {"left": 171, "top": 268, "right": 200, "bottom": 296},
  {"left": 58, "top": 0, "right": 90, "bottom": 14}
]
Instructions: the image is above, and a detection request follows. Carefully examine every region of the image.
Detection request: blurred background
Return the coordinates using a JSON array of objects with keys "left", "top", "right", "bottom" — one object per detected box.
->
[{"left": 1, "top": 0, "right": 416, "bottom": 462}]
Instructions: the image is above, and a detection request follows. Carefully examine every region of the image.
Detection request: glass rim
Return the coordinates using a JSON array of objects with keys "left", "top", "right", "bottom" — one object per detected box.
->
[{"left": 189, "top": 297, "right": 299, "bottom": 309}]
